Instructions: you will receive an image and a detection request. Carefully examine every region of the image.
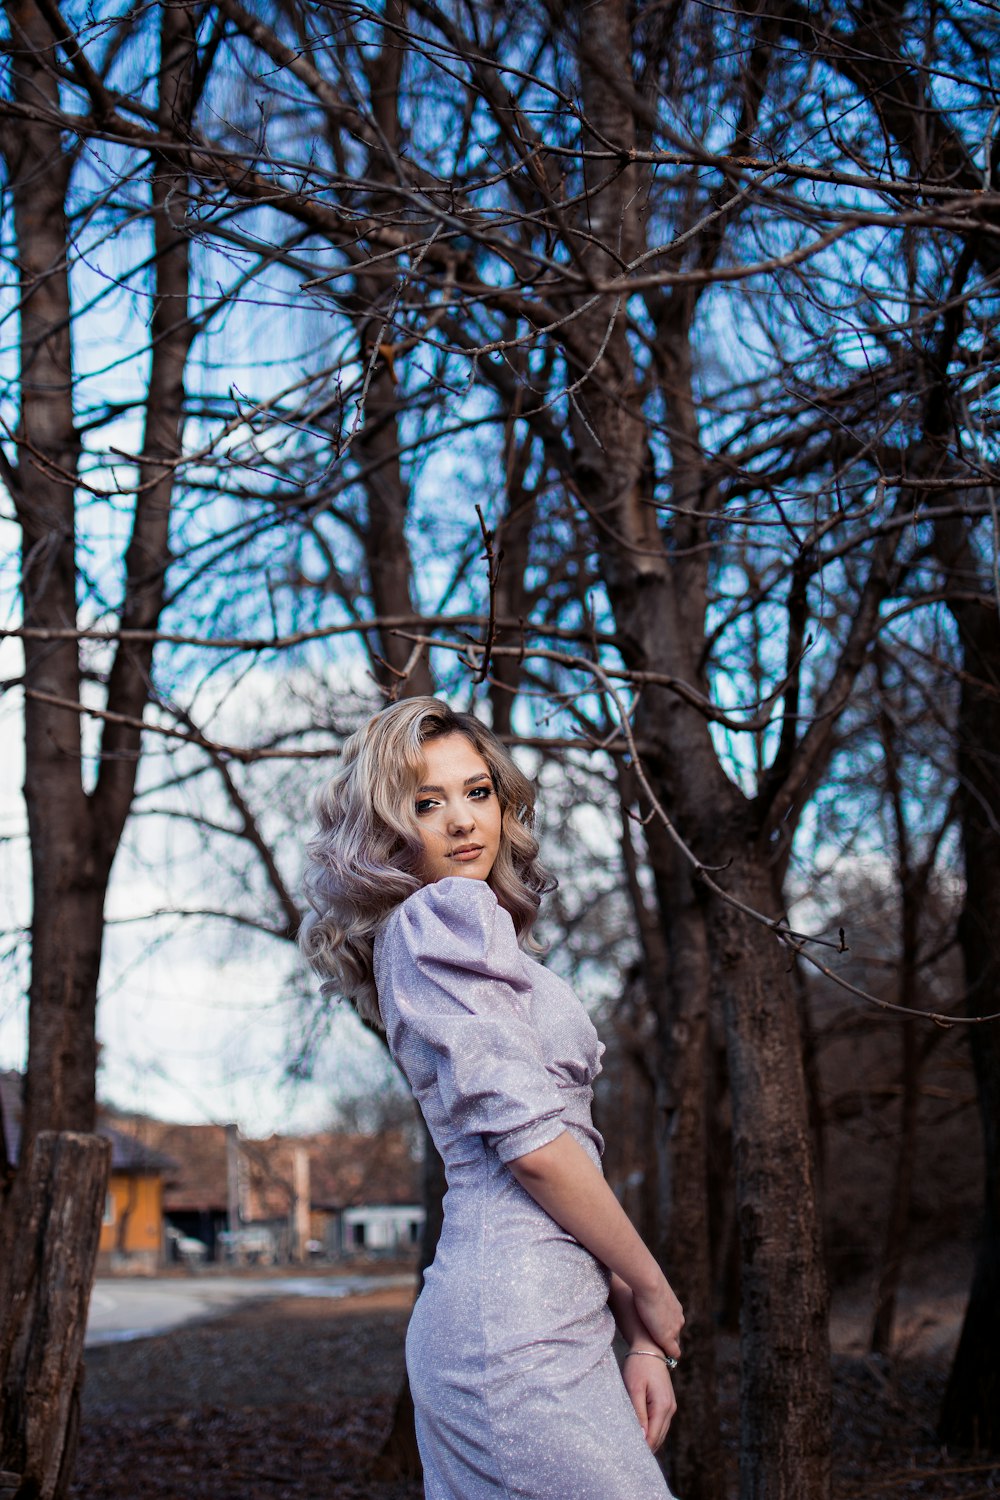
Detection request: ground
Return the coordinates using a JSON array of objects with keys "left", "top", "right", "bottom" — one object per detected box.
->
[
  {"left": 73, "top": 1286, "right": 421, "bottom": 1500},
  {"left": 71, "top": 1277, "right": 1000, "bottom": 1500}
]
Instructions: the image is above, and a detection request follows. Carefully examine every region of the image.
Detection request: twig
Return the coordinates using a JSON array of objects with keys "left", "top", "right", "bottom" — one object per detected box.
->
[
  {"left": 21, "top": 688, "right": 340, "bottom": 764},
  {"left": 384, "top": 640, "right": 429, "bottom": 703},
  {"left": 472, "top": 505, "right": 502, "bottom": 685}
]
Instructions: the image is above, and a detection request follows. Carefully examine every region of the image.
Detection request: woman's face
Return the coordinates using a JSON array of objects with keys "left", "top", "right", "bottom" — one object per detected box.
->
[{"left": 414, "top": 733, "right": 502, "bottom": 885}]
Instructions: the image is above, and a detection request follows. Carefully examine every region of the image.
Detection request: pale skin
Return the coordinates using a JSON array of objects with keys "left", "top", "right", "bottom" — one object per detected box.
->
[{"left": 414, "top": 734, "right": 684, "bottom": 1451}]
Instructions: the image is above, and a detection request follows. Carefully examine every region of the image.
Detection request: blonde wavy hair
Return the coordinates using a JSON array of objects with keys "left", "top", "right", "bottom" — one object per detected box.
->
[{"left": 299, "top": 697, "right": 554, "bottom": 1028}]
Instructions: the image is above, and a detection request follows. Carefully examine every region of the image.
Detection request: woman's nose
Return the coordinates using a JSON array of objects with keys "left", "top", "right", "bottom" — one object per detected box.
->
[{"left": 447, "top": 803, "right": 474, "bottom": 832}]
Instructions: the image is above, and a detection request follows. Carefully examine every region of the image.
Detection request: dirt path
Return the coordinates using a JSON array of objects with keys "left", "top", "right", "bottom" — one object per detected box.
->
[
  {"left": 73, "top": 1288, "right": 421, "bottom": 1500},
  {"left": 72, "top": 1285, "right": 999, "bottom": 1499}
]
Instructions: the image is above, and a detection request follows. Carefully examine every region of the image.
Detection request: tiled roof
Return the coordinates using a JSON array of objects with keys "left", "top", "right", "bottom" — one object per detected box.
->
[
  {"left": 103, "top": 1123, "right": 175, "bottom": 1174},
  {"left": 3, "top": 1077, "right": 421, "bottom": 1213},
  {"left": 101, "top": 1113, "right": 231, "bottom": 1211},
  {"left": 242, "top": 1129, "right": 421, "bottom": 1217},
  {"left": 100, "top": 1112, "right": 422, "bottom": 1215}
]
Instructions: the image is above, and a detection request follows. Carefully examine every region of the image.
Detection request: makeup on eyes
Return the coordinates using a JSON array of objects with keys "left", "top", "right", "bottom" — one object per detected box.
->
[{"left": 416, "top": 780, "right": 494, "bottom": 814}]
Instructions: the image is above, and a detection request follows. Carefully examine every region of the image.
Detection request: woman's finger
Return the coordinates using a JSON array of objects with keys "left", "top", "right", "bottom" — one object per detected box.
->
[
  {"left": 623, "top": 1373, "right": 650, "bottom": 1438},
  {"left": 622, "top": 1362, "right": 677, "bottom": 1451},
  {"left": 644, "top": 1377, "right": 677, "bottom": 1451}
]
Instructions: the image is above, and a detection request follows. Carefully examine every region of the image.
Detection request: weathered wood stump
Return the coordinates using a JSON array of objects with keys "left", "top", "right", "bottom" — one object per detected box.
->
[{"left": 0, "top": 1131, "right": 110, "bottom": 1500}]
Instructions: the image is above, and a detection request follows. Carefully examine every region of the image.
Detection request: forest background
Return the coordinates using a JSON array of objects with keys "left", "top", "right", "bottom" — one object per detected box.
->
[{"left": 0, "top": 1, "right": 998, "bottom": 1498}]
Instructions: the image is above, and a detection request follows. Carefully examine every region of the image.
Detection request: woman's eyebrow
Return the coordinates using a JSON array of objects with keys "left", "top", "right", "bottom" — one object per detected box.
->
[{"left": 417, "top": 774, "right": 492, "bottom": 793}]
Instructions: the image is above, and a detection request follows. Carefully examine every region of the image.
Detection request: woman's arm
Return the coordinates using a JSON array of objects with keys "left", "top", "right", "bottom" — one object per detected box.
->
[
  {"left": 609, "top": 1273, "right": 677, "bottom": 1451},
  {"left": 508, "top": 1131, "right": 684, "bottom": 1360},
  {"left": 609, "top": 1272, "right": 661, "bottom": 1349}
]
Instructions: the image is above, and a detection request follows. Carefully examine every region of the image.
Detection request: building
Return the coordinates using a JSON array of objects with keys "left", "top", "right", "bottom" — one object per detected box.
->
[
  {"left": 242, "top": 1126, "right": 424, "bottom": 1261},
  {"left": 102, "top": 1111, "right": 232, "bottom": 1260},
  {"left": 338, "top": 1202, "right": 424, "bottom": 1256},
  {"left": 98, "top": 1127, "right": 174, "bottom": 1273},
  {"left": 1, "top": 1072, "right": 173, "bottom": 1272},
  {"left": 4, "top": 1075, "right": 424, "bottom": 1268}
]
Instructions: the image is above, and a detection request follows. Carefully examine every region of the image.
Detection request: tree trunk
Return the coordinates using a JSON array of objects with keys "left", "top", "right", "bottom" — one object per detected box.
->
[
  {"left": 354, "top": 0, "right": 434, "bottom": 701},
  {"left": 6, "top": 0, "right": 196, "bottom": 1148},
  {"left": 939, "top": 598, "right": 1000, "bottom": 1451},
  {"left": 708, "top": 1027, "right": 741, "bottom": 1335},
  {"left": 709, "top": 855, "right": 831, "bottom": 1500},
  {"left": 5, "top": 0, "right": 91, "bottom": 1150},
  {"left": 0, "top": 1133, "right": 111, "bottom": 1499},
  {"left": 870, "top": 1018, "right": 920, "bottom": 1356},
  {"left": 643, "top": 822, "right": 725, "bottom": 1500},
  {"left": 376, "top": 1120, "right": 444, "bottom": 1479},
  {"left": 0, "top": 7, "right": 198, "bottom": 1494},
  {"left": 556, "top": 6, "right": 833, "bottom": 1492},
  {"left": 654, "top": 934, "right": 724, "bottom": 1500}
]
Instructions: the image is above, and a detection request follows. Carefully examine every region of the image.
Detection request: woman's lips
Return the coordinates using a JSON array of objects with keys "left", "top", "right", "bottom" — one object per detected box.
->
[{"left": 448, "top": 846, "right": 484, "bottom": 862}]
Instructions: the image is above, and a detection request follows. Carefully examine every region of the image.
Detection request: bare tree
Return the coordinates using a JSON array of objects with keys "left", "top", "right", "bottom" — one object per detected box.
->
[
  {"left": 2, "top": 2, "right": 999, "bottom": 1495},
  {"left": 0, "top": 4, "right": 204, "bottom": 1488}
]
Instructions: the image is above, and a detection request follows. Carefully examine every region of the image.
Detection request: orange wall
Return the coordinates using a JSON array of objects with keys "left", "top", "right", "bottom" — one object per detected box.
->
[{"left": 99, "top": 1173, "right": 163, "bottom": 1255}]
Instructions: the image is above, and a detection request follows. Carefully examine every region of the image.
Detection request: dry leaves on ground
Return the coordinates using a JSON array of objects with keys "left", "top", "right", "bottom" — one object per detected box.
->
[{"left": 71, "top": 1288, "right": 999, "bottom": 1499}]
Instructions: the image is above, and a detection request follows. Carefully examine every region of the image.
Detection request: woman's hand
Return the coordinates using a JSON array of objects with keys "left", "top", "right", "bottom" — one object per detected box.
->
[
  {"left": 631, "top": 1277, "right": 684, "bottom": 1363},
  {"left": 622, "top": 1349, "right": 677, "bottom": 1451}
]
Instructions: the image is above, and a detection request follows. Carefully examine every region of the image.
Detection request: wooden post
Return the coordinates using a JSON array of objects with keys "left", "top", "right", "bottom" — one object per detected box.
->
[{"left": 0, "top": 1131, "right": 111, "bottom": 1499}]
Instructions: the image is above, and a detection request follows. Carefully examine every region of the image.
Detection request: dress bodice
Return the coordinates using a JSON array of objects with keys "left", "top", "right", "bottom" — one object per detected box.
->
[{"left": 373, "top": 876, "right": 605, "bottom": 1168}]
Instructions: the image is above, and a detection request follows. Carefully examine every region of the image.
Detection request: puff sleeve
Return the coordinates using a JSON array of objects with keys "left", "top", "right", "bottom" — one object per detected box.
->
[{"left": 378, "top": 877, "right": 566, "bottom": 1163}]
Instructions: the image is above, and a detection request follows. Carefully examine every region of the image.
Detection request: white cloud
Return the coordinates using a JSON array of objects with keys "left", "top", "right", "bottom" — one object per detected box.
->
[{"left": 0, "top": 647, "right": 392, "bottom": 1134}]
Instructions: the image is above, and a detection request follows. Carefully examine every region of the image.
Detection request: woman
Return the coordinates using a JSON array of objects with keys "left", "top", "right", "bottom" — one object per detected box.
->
[{"left": 302, "top": 697, "right": 682, "bottom": 1499}]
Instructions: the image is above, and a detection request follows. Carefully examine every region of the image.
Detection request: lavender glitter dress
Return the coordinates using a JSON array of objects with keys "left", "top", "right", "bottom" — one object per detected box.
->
[{"left": 374, "top": 876, "right": 672, "bottom": 1500}]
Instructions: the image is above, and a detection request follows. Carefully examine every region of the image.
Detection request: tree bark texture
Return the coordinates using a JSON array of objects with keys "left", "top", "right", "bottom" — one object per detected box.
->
[
  {"left": 869, "top": 1018, "right": 920, "bottom": 1357},
  {"left": 629, "top": 665, "right": 832, "bottom": 1500},
  {"left": 938, "top": 596, "right": 1000, "bottom": 1452},
  {"left": 353, "top": 0, "right": 434, "bottom": 700},
  {"left": 642, "top": 823, "right": 724, "bottom": 1500},
  {"left": 6, "top": 0, "right": 93, "bottom": 1148},
  {"left": 710, "top": 860, "right": 830, "bottom": 1499},
  {"left": 0, "top": 1133, "right": 111, "bottom": 1500}
]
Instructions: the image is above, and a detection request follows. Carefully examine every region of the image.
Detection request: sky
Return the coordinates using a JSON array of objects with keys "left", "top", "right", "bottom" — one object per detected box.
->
[
  {"left": 0, "top": 602, "right": 646, "bottom": 1137},
  {"left": 0, "top": 625, "right": 407, "bottom": 1136}
]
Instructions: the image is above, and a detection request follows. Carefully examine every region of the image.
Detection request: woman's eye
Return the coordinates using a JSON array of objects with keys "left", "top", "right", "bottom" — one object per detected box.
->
[
  {"left": 469, "top": 786, "right": 493, "bottom": 801},
  {"left": 415, "top": 798, "right": 437, "bottom": 815}
]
